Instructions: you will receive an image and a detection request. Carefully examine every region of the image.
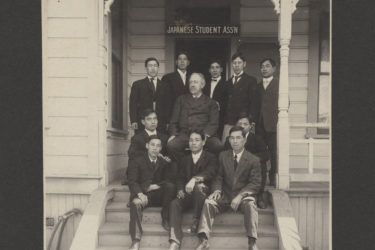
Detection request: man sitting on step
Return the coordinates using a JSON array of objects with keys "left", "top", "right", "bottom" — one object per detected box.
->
[
  {"left": 223, "top": 112, "right": 269, "bottom": 209},
  {"left": 168, "top": 130, "right": 218, "bottom": 250},
  {"left": 195, "top": 126, "right": 261, "bottom": 250},
  {"left": 122, "top": 109, "right": 170, "bottom": 185},
  {"left": 127, "top": 135, "right": 176, "bottom": 250}
]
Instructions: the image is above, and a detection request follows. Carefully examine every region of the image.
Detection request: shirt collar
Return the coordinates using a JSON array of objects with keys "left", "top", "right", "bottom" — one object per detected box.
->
[
  {"left": 233, "top": 149, "right": 245, "bottom": 161},
  {"left": 148, "top": 155, "right": 157, "bottom": 163},
  {"left": 177, "top": 69, "right": 187, "bottom": 76},
  {"left": 211, "top": 76, "right": 221, "bottom": 82},
  {"left": 234, "top": 71, "right": 244, "bottom": 78},
  {"left": 192, "top": 92, "right": 202, "bottom": 99},
  {"left": 263, "top": 76, "right": 273, "bottom": 83},
  {"left": 145, "top": 129, "right": 157, "bottom": 136},
  {"left": 192, "top": 149, "right": 203, "bottom": 163}
]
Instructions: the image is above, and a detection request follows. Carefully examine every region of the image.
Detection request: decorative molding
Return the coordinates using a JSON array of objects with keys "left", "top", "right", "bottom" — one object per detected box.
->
[
  {"left": 104, "top": 0, "right": 115, "bottom": 16},
  {"left": 270, "top": 0, "right": 300, "bottom": 14}
]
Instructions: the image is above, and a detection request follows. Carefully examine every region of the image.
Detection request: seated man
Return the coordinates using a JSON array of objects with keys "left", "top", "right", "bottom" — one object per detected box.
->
[
  {"left": 122, "top": 109, "right": 170, "bottom": 185},
  {"left": 168, "top": 130, "right": 218, "bottom": 250},
  {"left": 224, "top": 113, "right": 269, "bottom": 209},
  {"left": 127, "top": 135, "right": 176, "bottom": 250},
  {"left": 167, "top": 73, "right": 223, "bottom": 162},
  {"left": 195, "top": 126, "right": 261, "bottom": 250}
]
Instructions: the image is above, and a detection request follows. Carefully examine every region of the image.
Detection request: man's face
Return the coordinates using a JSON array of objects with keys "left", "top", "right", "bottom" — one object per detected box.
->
[
  {"left": 176, "top": 54, "right": 190, "bottom": 71},
  {"left": 141, "top": 112, "right": 158, "bottom": 131},
  {"left": 146, "top": 60, "right": 159, "bottom": 78},
  {"left": 209, "top": 62, "right": 223, "bottom": 79},
  {"left": 189, "top": 74, "right": 204, "bottom": 95},
  {"left": 261, "top": 60, "right": 276, "bottom": 78},
  {"left": 146, "top": 138, "right": 162, "bottom": 158},
  {"left": 189, "top": 133, "right": 205, "bottom": 153},
  {"left": 232, "top": 57, "right": 246, "bottom": 75},
  {"left": 229, "top": 130, "right": 246, "bottom": 152},
  {"left": 237, "top": 118, "right": 251, "bottom": 134}
]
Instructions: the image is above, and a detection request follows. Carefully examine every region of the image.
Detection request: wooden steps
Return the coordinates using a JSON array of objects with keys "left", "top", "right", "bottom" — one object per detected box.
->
[{"left": 97, "top": 187, "right": 279, "bottom": 250}]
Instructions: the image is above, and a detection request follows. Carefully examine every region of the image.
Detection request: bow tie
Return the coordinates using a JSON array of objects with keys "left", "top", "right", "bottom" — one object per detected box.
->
[{"left": 211, "top": 78, "right": 218, "bottom": 82}]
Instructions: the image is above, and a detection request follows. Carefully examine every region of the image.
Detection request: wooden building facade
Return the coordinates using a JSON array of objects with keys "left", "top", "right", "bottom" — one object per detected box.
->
[{"left": 42, "top": 0, "right": 330, "bottom": 249}]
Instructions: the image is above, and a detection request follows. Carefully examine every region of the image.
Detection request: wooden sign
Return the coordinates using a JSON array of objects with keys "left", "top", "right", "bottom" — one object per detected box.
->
[{"left": 166, "top": 24, "right": 240, "bottom": 36}]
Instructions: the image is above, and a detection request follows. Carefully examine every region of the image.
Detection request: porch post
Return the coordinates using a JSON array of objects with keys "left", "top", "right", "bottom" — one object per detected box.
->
[{"left": 272, "top": 0, "right": 298, "bottom": 189}]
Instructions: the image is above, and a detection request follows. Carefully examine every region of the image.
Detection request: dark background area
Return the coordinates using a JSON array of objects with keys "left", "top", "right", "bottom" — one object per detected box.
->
[{"left": 1, "top": 0, "right": 375, "bottom": 249}]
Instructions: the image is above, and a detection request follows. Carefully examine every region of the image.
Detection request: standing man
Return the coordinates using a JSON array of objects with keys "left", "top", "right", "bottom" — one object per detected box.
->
[
  {"left": 222, "top": 52, "right": 257, "bottom": 143},
  {"left": 167, "top": 73, "right": 223, "bottom": 162},
  {"left": 162, "top": 52, "right": 191, "bottom": 130},
  {"left": 254, "top": 58, "right": 279, "bottom": 186},
  {"left": 203, "top": 59, "right": 230, "bottom": 139},
  {"left": 168, "top": 130, "right": 218, "bottom": 250},
  {"left": 224, "top": 113, "right": 269, "bottom": 209},
  {"left": 129, "top": 57, "right": 168, "bottom": 133},
  {"left": 195, "top": 126, "right": 261, "bottom": 250},
  {"left": 127, "top": 135, "right": 176, "bottom": 250}
]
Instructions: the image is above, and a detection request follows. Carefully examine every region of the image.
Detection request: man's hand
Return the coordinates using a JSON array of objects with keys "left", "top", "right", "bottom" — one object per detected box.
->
[
  {"left": 216, "top": 101, "right": 220, "bottom": 111},
  {"left": 168, "top": 135, "right": 176, "bottom": 143},
  {"left": 137, "top": 193, "right": 148, "bottom": 206},
  {"left": 158, "top": 153, "right": 171, "bottom": 163},
  {"left": 177, "top": 190, "right": 185, "bottom": 199},
  {"left": 185, "top": 178, "right": 196, "bottom": 194},
  {"left": 131, "top": 122, "right": 138, "bottom": 130},
  {"left": 208, "top": 190, "right": 221, "bottom": 201},
  {"left": 230, "top": 194, "right": 243, "bottom": 212},
  {"left": 147, "top": 184, "right": 160, "bottom": 192}
]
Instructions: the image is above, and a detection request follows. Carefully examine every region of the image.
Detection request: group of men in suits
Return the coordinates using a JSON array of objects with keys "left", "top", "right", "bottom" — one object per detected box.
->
[{"left": 126, "top": 51, "right": 279, "bottom": 250}]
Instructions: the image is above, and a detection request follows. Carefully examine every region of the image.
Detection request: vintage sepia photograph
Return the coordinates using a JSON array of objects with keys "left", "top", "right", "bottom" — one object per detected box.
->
[{"left": 43, "top": 0, "right": 331, "bottom": 249}]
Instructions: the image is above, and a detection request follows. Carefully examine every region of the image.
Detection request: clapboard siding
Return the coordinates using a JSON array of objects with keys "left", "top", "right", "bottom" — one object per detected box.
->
[
  {"left": 106, "top": 136, "right": 129, "bottom": 183},
  {"left": 47, "top": 97, "right": 88, "bottom": 117},
  {"left": 44, "top": 155, "right": 88, "bottom": 175},
  {"left": 130, "top": 0, "right": 165, "bottom": 8},
  {"left": 45, "top": 194, "right": 89, "bottom": 250},
  {"left": 47, "top": 117, "right": 88, "bottom": 136},
  {"left": 47, "top": 38, "right": 88, "bottom": 57},
  {"left": 47, "top": 58, "right": 88, "bottom": 77},
  {"left": 289, "top": 193, "right": 330, "bottom": 250},
  {"left": 47, "top": 18, "right": 88, "bottom": 38},
  {"left": 130, "top": 7, "right": 165, "bottom": 21},
  {"left": 47, "top": 77, "right": 88, "bottom": 97},
  {"left": 129, "top": 35, "right": 166, "bottom": 48},
  {"left": 129, "top": 21, "right": 165, "bottom": 35},
  {"left": 46, "top": 0, "right": 89, "bottom": 18}
]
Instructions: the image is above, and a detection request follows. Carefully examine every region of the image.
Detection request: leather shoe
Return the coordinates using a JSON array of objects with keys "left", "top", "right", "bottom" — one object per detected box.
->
[
  {"left": 162, "top": 219, "right": 170, "bottom": 231},
  {"left": 196, "top": 237, "right": 210, "bottom": 250},
  {"left": 190, "top": 219, "right": 199, "bottom": 233},
  {"left": 248, "top": 237, "right": 259, "bottom": 250},
  {"left": 168, "top": 241, "right": 180, "bottom": 250},
  {"left": 129, "top": 240, "right": 140, "bottom": 250}
]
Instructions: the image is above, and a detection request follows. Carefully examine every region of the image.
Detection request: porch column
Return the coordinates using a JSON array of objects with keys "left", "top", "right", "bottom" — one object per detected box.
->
[{"left": 272, "top": 0, "right": 299, "bottom": 189}]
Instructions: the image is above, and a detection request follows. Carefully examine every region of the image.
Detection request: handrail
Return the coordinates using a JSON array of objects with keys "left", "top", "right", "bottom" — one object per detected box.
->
[{"left": 47, "top": 208, "right": 83, "bottom": 250}]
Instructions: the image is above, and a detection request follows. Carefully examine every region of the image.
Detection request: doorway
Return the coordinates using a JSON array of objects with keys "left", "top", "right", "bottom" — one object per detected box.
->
[{"left": 175, "top": 39, "right": 230, "bottom": 80}]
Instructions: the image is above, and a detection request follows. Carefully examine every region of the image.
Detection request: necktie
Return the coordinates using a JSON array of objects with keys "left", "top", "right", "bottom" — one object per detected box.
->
[
  {"left": 234, "top": 154, "right": 238, "bottom": 171},
  {"left": 234, "top": 75, "right": 241, "bottom": 84},
  {"left": 150, "top": 78, "right": 156, "bottom": 93},
  {"left": 151, "top": 160, "right": 157, "bottom": 171},
  {"left": 211, "top": 78, "right": 217, "bottom": 82}
]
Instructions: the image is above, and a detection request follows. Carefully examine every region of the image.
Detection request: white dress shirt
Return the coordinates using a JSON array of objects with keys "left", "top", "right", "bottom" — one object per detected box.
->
[
  {"left": 192, "top": 150, "right": 203, "bottom": 164},
  {"left": 148, "top": 76, "right": 157, "bottom": 91},
  {"left": 263, "top": 76, "right": 273, "bottom": 90},
  {"left": 210, "top": 76, "right": 221, "bottom": 98},
  {"left": 233, "top": 149, "right": 245, "bottom": 163},
  {"left": 145, "top": 129, "right": 157, "bottom": 136},
  {"left": 177, "top": 69, "right": 187, "bottom": 85}
]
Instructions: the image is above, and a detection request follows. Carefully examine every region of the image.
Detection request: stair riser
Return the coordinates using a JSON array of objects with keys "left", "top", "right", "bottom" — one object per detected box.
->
[
  {"left": 99, "top": 234, "right": 278, "bottom": 249},
  {"left": 112, "top": 192, "right": 130, "bottom": 202},
  {"left": 106, "top": 211, "right": 274, "bottom": 225}
]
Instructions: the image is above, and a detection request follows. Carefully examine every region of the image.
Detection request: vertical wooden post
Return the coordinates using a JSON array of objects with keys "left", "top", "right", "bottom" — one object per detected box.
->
[{"left": 276, "top": 0, "right": 293, "bottom": 190}]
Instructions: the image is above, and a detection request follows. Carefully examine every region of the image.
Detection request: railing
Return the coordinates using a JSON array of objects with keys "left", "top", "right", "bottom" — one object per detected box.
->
[{"left": 289, "top": 123, "right": 330, "bottom": 183}]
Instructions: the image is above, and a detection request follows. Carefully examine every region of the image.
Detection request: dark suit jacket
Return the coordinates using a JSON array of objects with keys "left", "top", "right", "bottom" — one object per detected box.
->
[
  {"left": 254, "top": 78, "right": 279, "bottom": 133},
  {"left": 203, "top": 77, "right": 230, "bottom": 136},
  {"left": 224, "top": 133, "right": 269, "bottom": 163},
  {"left": 161, "top": 71, "right": 191, "bottom": 124},
  {"left": 129, "top": 77, "right": 169, "bottom": 127},
  {"left": 168, "top": 93, "right": 219, "bottom": 136},
  {"left": 176, "top": 150, "right": 218, "bottom": 191},
  {"left": 127, "top": 130, "right": 169, "bottom": 162},
  {"left": 127, "top": 153, "right": 175, "bottom": 200},
  {"left": 224, "top": 73, "right": 258, "bottom": 125},
  {"left": 212, "top": 150, "right": 261, "bottom": 203}
]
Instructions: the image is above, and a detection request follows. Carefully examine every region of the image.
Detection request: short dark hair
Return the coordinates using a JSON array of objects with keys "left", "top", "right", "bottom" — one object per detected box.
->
[
  {"left": 144, "top": 57, "right": 160, "bottom": 67},
  {"left": 146, "top": 134, "right": 161, "bottom": 143},
  {"left": 188, "top": 129, "right": 205, "bottom": 141},
  {"left": 237, "top": 112, "right": 254, "bottom": 124},
  {"left": 260, "top": 58, "right": 276, "bottom": 67},
  {"left": 231, "top": 52, "right": 246, "bottom": 62},
  {"left": 229, "top": 125, "right": 246, "bottom": 138},
  {"left": 209, "top": 58, "right": 223, "bottom": 68},
  {"left": 176, "top": 51, "right": 189, "bottom": 61},
  {"left": 141, "top": 108, "right": 157, "bottom": 120}
]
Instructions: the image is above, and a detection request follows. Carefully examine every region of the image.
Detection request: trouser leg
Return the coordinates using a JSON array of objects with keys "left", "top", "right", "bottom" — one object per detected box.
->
[
  {"left": 221, "top": 124, "right": 233, "bottom": 143},
  {"left": 167, "top": 134, "right": 189, "bottom": 163},
  {"left": 169, "top": 196, "right": 192, "bottom": 245},
  {"left": 197, "top": 199, "right": 223, "bottom": 239},
  {"left": 259, "top": 162, "right": 267, "bottom": 193},
  {"left": 239, "top": 200, "right": 258, "bottom": 239},
  {"left": 129, "top": 198, "right": 144, "bottom": 241},
  {"left": 266, "top": 132, "right": 277, "bottom": 180},
  {"left": 160, "top": 182, "right": 177, "bottom": 222},
  {"left": 192, "top": 184, "right": 209, "bottom": 220}
]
